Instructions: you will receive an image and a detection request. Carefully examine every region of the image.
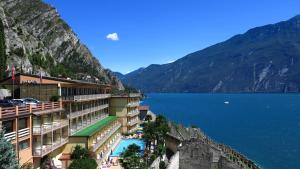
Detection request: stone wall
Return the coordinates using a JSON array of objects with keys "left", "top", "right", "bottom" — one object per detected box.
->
[{"left": 179, "top": 139, "right": 212, "bottom": 169}]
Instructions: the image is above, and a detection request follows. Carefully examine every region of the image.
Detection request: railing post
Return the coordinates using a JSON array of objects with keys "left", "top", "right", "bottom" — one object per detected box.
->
[
  {"left": 15, "top": 106, "right": 19, "bottom": 160},
  {"left": 42, "top": 103, "right": 45, "bottom": 110},
  {"left": 29, "top": 104, "right": 32, "bottom": 113}
]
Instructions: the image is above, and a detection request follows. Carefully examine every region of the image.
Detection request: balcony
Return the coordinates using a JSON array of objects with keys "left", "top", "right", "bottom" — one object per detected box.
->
[
  {"left": 33, "top": 137, "right": 69, "bottom": 157},
  {"left": 92, "top": 123, "right": 121, "bottom": 152},
  {"left": 129, "top": 93, "right": 141, "bottom": 98},
  {"left": 127, "top": 110, "right": 139, "bottom": 117},
  {"left": 0, "top": 102, "right": 62, "bottom": 119},
  {"left": 128, "top": 119, "right": 140, "bottom": 127},
  {"left": 4, "top": 128, "right": 30, "bottom": 141},
  {"left": 63, "top": 94, "right": 111, "bottom": 102},
  {"left": 32, "top": 102, "right": 63, "bottom": 115},
  {"left": 0, "top": 106, "right": 30, "bottom": 119},
  {"left": 33, "top": 120, "right": 68, "bottom": 135},
  {"left": 127, "top": 101, "right": 140, "bottom": 108},
  {"left": 69, "top": 104, "right": 109, "bottom": 119},
  {"left": 128, "top": 125, "right": 139, "bottom": 133},
  {"left": 70, "top": 114, "right": 109, "bottom": 135}
]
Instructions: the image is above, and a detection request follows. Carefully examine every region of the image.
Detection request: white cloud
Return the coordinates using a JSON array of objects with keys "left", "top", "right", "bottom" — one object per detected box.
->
[{"left": 106, "top": 33, "right": 119, "bottom": 41}]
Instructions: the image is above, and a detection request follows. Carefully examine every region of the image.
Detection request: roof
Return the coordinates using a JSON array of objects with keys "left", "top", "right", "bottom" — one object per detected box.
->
[
  {"left": 139, "top": 106, "right": 149, "bottom": 111},
  {"left": 0, "top": 73, "right": 111, "bottom": 87},
  {"left": 72, "top": 116, "right": 117, "bottom": 137}
]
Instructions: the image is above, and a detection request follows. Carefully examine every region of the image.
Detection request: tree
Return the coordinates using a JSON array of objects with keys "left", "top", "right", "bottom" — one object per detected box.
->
[
  {"left": 0, "top": 129, "right": 19, "bottom": 169},
  {"left": 68, "top": 145, "right": 97, "bottom": 169},
  {"left": 120, "top": 144, "right": 144, "bottom": 169},
  {"left": 71, "top": 145, "right": 89, "bottom": 160},
  {"left": 68, "top": 159, "right": 97, "bottom": 169},
  {"left": 145, "top": 115, "right": 152, "bottom": 122}
]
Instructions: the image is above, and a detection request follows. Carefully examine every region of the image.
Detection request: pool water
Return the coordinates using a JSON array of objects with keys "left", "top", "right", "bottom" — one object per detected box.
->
[{"left": 110, "top": 139, "right": 145, "bottom": 157}]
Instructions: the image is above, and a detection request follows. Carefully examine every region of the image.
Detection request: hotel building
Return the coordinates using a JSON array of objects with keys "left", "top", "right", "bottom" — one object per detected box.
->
[
  {"left": 110, "top": 93, "right": 141, "bottom": 134},
  {"left": 0, "top": 73, "right": 122, "bottom": 168}
]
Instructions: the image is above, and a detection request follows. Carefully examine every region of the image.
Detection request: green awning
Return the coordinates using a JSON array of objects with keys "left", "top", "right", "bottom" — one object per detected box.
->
[{"left": 72, "top": 116, "right": 117, "bottom": 137}]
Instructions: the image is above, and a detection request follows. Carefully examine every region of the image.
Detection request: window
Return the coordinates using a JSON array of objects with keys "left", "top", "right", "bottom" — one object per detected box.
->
[
  {"left": 19, "top": 118, "right": 28, "bottom": 130},
  {"left": 2, "top": 120, "right": 14, "bottom": 133},
  {"left": 19, "top": 139, "right": 29, "bottom": 150}
]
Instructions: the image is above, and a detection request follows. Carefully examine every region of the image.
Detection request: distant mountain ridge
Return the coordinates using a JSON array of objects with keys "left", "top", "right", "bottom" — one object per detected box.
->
[
  {"left": 0, "top": 0, "right": 123, "bottom": 89},
  {"left": 121, "top": 15, "right": 300, "bottom": 93}
]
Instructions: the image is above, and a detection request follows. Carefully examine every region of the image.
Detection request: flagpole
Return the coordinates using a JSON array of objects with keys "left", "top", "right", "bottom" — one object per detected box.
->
[{"left": 12, "top": 65, "right": 15, "bottom": 99}]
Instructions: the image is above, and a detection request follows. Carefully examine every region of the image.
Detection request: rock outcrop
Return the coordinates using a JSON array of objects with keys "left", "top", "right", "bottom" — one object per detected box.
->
[{"left": 0, "top": 0, "right": 124, "bottom": 89}]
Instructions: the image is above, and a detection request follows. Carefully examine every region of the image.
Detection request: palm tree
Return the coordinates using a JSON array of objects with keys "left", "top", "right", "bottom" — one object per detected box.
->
[{"left": 120, "top": 144, "right": 143, "bottom": 169}]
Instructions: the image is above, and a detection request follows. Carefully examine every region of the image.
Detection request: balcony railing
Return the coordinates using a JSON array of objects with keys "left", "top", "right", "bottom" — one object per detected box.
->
[
  {"left": 4, "top": 128, "right": 30, "bottom": 141},
  {"left": 33, "top": 120, "right": 68, "bottom": 135},
  {"left": 0, "top": 106, "right": 30, "bottom": 119},
  {"left": 68, "top": 104, "right": 109, "bottom": 119},
  {"left": 92, "top": 123, "right": 121, "bottom": 152},
  {"left": 31, "top": 102, "right": 61, "bottom": 113},
  {"left": 33, "top": 137, "right": 69, "bottom": 157},
  {"left": 0, "top": 102, "right": 62, "bottom": 119},
  {"left": 129, "top": 93, "right": 141, "bottom": 98},
  {"left": 127, "top": 110, "right": 139, "bottom": 117},
  {"left": 63, "top": 94, "right": 111, "bottom": 101},
  {"left": 127, "top": 101, "right": 140, "bottom": 108},
  {"left": 70, "top": 114, "right": 109, "bottom": 135},
  {"left": 128, "top": 119, "right": 140, "bottom": 126}
]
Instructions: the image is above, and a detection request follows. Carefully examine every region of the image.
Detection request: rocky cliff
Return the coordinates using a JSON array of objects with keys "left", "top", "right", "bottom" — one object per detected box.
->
[
  {"left": 122, "top": 15, "right": 300, "bottom": 93},
  {"left": 0, "top": 0, "right": 124, "bottom": 89}
]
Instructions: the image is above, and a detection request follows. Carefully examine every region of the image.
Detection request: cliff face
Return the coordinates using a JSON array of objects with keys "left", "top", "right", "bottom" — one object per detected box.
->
[
  {"left": 0, "top": 0, "right": 124, "bottom": 89},
  {"left": 122, "top": 15, "right": 300, "bottom": 93}
]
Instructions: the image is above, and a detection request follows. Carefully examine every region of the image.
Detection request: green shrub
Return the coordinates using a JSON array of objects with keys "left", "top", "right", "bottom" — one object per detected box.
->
[
  {"left": 50, "top": 95, "right": 60, "bottom": 102},
  {"left": 159, "top": 161, "right": 166, "bottom": 169}
]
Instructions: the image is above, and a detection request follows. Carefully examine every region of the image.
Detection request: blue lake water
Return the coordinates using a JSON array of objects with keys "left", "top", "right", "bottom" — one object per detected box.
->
[{"left": 142, "top": 93, "right": 300, "bottom": 169}]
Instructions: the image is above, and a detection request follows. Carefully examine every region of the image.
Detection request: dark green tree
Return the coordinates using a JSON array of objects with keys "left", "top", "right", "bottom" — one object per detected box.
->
[
  {"left": 68, "top": 159, "right": 97, "bottom": 169},
  {"left": 120, "top": 144, "right": 144, "bottom": 169},
  {"left": 0, "top": 18, "right": 7, "bottom": 80},
  {"left": 71, "top": 145, "right": 89, "bottom": 160},
  {"left": 69, "top": 145, "right": 97, "bottom": 169},
  {"left": 0, "top": 129, "right": 19, "bottom": 169}
]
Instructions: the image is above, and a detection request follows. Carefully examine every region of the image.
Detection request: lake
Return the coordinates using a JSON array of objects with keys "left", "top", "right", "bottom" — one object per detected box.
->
[{"left": 142, "top": 93, "right": 300, "bottom": 169}]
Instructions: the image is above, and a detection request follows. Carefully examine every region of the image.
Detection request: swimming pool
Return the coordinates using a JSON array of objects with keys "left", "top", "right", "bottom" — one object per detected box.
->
[{"left": 110, "top": 139, "right": 145, "bottom": 157}]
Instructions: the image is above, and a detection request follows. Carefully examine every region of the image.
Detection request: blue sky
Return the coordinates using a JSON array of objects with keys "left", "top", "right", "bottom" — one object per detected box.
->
[{"left": 44, "top": 0, "right": 300, "bottom": 74}]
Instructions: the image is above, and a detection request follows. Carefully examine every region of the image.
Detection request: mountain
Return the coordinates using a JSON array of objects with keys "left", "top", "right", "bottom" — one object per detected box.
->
[
  {"left": 0, "top": 0, "right": 124, "bottom": 89},
  {"left": 122, "top": 15, "right": 300, "bottom": 93},
  {"left": 111, "top": 71, "right": 125, "bottom": 80}
]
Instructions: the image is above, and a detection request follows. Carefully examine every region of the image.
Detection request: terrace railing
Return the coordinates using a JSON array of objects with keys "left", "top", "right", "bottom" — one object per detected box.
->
[
  {"left": 92, "top": 123, "right": 121, "bottom": 152},
  {"left": 0, "top": 102, "right": 62, "bottom": 120},
  {"left": 129, "top": 93, "right": 141, "bottom": 98},
  {"left": 70, "top": 114, "right": 109, "bottom": 135},
  {"left": 32, "top": 120, "right": 68, "bottom": 135},
  {"left": 33, "top": 137, "right": 69, "bottom": 157},
  {"left": 127, "top": 101, "right": 140, "bottom": 108},
  {"left": 4, "top": 127, "right": 30, "bottom": 141},
  {"left": 62, "top": 94, "right": 111, "bottom": 101},
  {"left": 69, "top": 104, "right": 109, "bottom": 119},
  {"left": 127, "top": 110, "right": 140, "bottom": 117}
]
